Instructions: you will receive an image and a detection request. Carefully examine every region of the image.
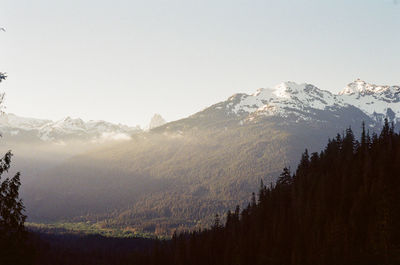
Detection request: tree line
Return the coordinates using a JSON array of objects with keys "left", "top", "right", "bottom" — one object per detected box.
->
[{"left": 147, "top": 120, "right": 400, "bottom": 265}]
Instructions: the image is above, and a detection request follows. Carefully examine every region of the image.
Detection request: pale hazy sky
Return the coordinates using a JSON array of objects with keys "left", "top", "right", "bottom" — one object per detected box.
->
[{"left": 0, "top": 0, "right": 399, "bottom": 127}]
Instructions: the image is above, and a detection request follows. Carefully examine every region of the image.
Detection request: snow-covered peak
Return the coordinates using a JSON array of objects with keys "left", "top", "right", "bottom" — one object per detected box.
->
[
  {"left": 273, "top": 82, "right": 306, "bottom": 98},
  {"left": 0, "top": 113, "right": 141, "bottom": 142},
  {"left": 339, "top": 79, "right": 399, "bottom": 96},
  {"left": 229, "top": 81, "right": 341, "bottom": 118},
  {"left": 338, "top": 80, "right": 400, "bottom": 120},
  {"left": 253, "top": 82, "right": 307, "bottom": 98},
  {"left": 0, "top": 113, "right": 51, "bottom": 130},
  {"left": 50, "top": 117, "right": 86, "bottom": 131},
  {"left": 222, "top": 80, "right": 400, "bottom": 124}
]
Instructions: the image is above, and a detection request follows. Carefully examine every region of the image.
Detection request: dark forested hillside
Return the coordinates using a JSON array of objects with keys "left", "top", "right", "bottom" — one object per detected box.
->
[{"left": 147, "top": 120, "right": 400, "bottom": 265}]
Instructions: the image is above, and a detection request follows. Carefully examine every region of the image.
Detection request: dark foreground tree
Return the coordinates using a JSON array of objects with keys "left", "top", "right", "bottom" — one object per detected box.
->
[{"left": 0, "top": 73, "right": 33, "bottom": 265}]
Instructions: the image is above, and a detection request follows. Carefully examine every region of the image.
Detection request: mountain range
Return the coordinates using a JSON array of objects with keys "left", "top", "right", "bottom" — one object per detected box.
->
[
  {"left": 0, "top": 114, "right": 141, "bottom": 143},
  {"left": 2, "top": 79, "right": 398, "bottom": 142},
  {"left": 216, "top": 79, "right": 399, "bottom": 123},
  {"left": 4, "top": 79, "right": 398, "bottom": 234}
]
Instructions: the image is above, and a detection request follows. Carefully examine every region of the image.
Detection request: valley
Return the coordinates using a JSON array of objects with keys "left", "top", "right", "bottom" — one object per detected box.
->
[{"left": 2, "top": 80, "right": 397, "bottom": 235}]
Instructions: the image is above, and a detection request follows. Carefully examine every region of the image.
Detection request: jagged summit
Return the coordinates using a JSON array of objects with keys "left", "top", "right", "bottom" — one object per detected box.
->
[
  {"left": 223, "top": 82, "right": 341, "bottom": 121},
  {"left": 339, "top": 79, "right": 400, "bottom": 96},
  {"left": 218, "top": 80, "right": 400, "bottom": 124},
  {"left": 149, "top": 114, "right": 166, "bottom": 129},
  {"left": 338, "top": 80, "right": 400, "bottom": 120}
]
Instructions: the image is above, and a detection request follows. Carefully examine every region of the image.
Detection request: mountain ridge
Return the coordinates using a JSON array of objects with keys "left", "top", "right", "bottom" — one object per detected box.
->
[
  {"left": 15, "top": 79, "right": 400, "bottom": 233},
  {"left": 2, "top": 79, "right": 398, "bottom": 140},
  {"left": 0, "top": 113, "right": 141, "bottom": 143},
  {"left": 212, "top": 79, "right": 400, "bottom": 124}
]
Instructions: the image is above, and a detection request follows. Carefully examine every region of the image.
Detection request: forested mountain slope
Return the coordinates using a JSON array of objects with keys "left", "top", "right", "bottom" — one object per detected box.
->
[
  {"left": 32, "top": 121, "right": 400, "bottom": 265},
  {"left": 22, "top": 81, "right": 385, "bottom": 233},
  {"left": 152, "top": 121, "right": 400, "bottom": 265}
]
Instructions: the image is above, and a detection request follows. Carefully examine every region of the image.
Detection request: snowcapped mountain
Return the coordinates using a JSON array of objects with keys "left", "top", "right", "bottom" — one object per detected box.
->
[
  {"left": 212, "top": 79, "right": 399, "bottom": 125},
  {"left": 339, "top": 79, "right": 400, "bottom": 122},
  {"left": 222, "top": 82, "right": 344, "bottom": 122},
  {"left": 1, "top": 79, "right": 397, "bottom": 144},
  {"left": 0, "top": 113, "right": 141, "bottom": 143}
]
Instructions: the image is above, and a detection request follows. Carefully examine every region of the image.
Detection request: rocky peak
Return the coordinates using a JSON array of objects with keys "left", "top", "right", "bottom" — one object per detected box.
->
[{"left": 149, "top": 114, "right": 166, "bottom": 129}]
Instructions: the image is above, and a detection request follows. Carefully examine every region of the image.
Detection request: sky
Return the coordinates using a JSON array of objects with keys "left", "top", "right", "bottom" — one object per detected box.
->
[{"left": 0, "top": 0, "right": 399, "bottom": 127}]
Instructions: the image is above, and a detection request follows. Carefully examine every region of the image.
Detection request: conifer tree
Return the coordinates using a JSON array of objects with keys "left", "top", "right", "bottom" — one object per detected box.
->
[
  {"left": 277, "top": 167, "right": 292, "bottom": 186},
  {"left": 0, "top": 73, "right": 30, "bottom": 265}
]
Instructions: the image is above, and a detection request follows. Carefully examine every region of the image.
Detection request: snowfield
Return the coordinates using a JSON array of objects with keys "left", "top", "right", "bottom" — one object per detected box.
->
[{"left": 226, "top": 79, "right": 400, "bottom": 123}]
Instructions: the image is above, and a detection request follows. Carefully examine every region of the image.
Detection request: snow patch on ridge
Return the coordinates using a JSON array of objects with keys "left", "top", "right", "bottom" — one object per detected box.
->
[
  {"left": 338, "top": 79, "right": 400, "bottom": 120},
  {"left": 232, "top": 82, "right": 343, "bottom": 117},
  {"left": 0, "top": 113, "right": 141, "bottom": 142},
  {"left": 227, "top": 79, "right": 400, "bottom": 124}
]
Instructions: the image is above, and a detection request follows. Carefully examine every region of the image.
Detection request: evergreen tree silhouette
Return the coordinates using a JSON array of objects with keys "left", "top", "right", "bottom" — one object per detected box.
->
[{"left": 0, "top": 73, "right": 31, "bottom": 265}]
